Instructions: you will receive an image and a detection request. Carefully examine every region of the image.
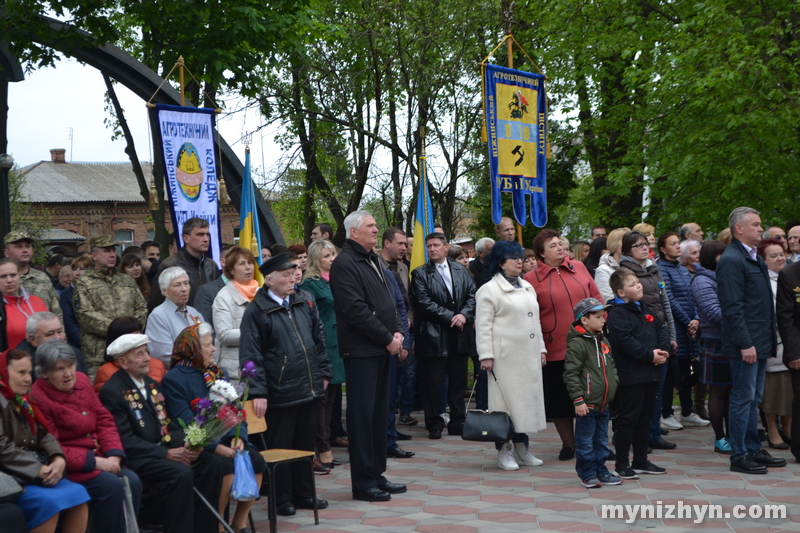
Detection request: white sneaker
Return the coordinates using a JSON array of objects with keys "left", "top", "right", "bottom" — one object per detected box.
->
[
  {"left": 660, "top": 414, "right": 684, "bottom": 430},
  {"left": 498, "top": 442, "right": 519, "bottom": 470},
  {"left": 440, "top": 412, "right": 450, "bottom": 426},
  {"left": 679, "top": 412, "right": 710, "bottom": 427},
  {"left": 512, "top": 442, "right": 544, "bottom": 466}
]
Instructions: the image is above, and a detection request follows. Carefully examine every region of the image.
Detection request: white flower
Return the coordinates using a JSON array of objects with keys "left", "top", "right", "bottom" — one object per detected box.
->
[{"left": 209, "top": 380, "right": 239, "bottom": 404}]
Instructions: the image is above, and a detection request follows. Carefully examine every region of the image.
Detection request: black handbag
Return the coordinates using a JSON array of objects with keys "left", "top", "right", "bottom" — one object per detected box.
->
[{"left": 462, "top": 370, "right": 515, "bottom": 442}]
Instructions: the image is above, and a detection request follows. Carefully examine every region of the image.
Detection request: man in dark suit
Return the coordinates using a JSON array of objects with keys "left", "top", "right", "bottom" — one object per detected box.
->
[
  {"left": 469, "top": 237, "right": 495, "bottom": 290},
  {"left": 776, "top": 249, "right": 800, "bottom": 462},
  {"left": 411, "top": 232, "right": 476, "bottom": 439},
  {"left": 330, "top": 211, "right": 406, "bottom": 502},
  {"left": 718, "top": 207, "right": 786, "bottom": 474},
  {"left": 99, "top": 334, "right": 227, "bottom": 533}
]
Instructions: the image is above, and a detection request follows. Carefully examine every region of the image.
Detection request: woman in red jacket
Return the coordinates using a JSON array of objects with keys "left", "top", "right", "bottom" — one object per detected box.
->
[
  {"left": 0, "top": 259, "right": 48, "bottom": 349},
  {"left": 31, "top": 340, "right": 142, "bottom": 533},
  {"left": 524, "top": 229, "right": 603, "bottom": 461}
]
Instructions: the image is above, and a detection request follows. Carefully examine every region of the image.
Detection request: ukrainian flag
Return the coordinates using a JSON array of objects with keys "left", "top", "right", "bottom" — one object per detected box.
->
[
  {"left": 239, "top": 147, "right": 264, "bottom": 284},
  {"left": 410, "top": 156, "right": 435, "bottom": 272}
]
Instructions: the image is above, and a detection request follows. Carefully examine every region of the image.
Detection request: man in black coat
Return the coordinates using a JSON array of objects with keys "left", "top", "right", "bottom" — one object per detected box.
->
[
  {"left": 411, "top": 232, "right": 476, "bottom": 439},
  {"left": 329, "top": 210, "right": 406, "bottom": 503},
  {"left": 148, "top": 218, "right": 219, "bottom": 312},
  {"left": 776, "top": 251, "right": 800, "bottom": 462},
  {"left": 239, "top": 252, "right": 332, "bottom": 516},
  {"left": 99, "top": 333, "right": 226, "bottom": 533},
  {"left": 717, "top": 207, "right": 785, "bottom": 474},
  {"left": 469, "top": 237, "right": 495, "bottom": 290}
]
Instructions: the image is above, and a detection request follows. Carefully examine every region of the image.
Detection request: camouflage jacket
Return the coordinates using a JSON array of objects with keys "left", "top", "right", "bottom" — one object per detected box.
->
[
  {"left": 21, "top": 268, "right": 62, "bottom": 322},
  {"left": 74, "top": 267, "right": 148, "bottom": 373}
]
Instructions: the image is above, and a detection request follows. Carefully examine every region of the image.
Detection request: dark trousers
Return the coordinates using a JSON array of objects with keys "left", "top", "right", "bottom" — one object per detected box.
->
[
  {"left": 663, "top": 357, "right": 694, "bottom": 417},
  {"left": 344, "top": 355, "right": 390, "bottom": 493},
  {"left": 418, "top": 354, "right": 468, "bottom": 433},
  {"left": 316, "top": 384, "right": 338, "bottom": 453},
  {"left": 614, "top": 382, "right": 658, "bottom": 470},
  {"left": 132, "top": 451, "right": 225, "bottom": 533},
  {"left": 83, "top": 467, "right": 142, "bottom": 533},
  {"left": 330, "top": 386, "right": 347, "bottom": 439},
  {"left": 791, "top": 368, "right": 800, "bottom": 461},
  {"left": 265, "top": 399, "right": 320, "bottom": 504},
  {"left": 0, "top": 503, "right": 26, "bottom": 533},
  {"left": 387, "top": 354, "right": 399, "bottom": 449}
]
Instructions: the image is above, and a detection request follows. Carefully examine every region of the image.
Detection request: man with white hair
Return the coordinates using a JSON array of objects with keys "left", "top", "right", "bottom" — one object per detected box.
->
[
  {"left": 470, "top": 237, "right": 495, "bottom": 289},
  {"left": 239, "top": 252, "right": 332, "bottom": 516},
  {"left": 14, "top": 311, "right": 86, "bottom": 375},
  {"left": 74, "top": 235, "right": 148, "bottom": 378},
  {"left": 329, "top": 210, "right": 407, "bottom": 502},
  {"left": 146, "top": 266, "right": 204, "bottom": 367}
]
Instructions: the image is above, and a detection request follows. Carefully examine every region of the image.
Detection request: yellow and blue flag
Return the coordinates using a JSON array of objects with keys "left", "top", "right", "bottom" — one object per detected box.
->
[
  {"left": 410, "top": 156, "right": 435, "bottom": 272},
  {"left": 239, "top": 148, "right": 264, "bottom": 284}
]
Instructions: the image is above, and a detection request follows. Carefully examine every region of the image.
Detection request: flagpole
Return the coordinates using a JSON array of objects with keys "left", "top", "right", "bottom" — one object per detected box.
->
[{"left": 504, "top": 2, "right": 525, "bottom": 246}]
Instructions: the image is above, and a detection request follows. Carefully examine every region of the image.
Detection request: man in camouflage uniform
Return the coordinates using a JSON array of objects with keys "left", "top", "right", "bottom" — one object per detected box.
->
[
  {"left": 74, "top": 235, "right": 148, "bottom": 378},
  {"left": 3, "top": 231, "right": 62, "bottom": 321}
]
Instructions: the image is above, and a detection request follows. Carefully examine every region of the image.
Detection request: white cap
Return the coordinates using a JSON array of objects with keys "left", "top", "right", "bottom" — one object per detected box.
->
[{"left": 107, "top": 334, "right": 150, "bottom": 358}]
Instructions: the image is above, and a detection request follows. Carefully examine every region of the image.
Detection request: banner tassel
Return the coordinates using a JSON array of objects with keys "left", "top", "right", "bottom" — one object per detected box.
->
[{"left": 149, "top": 177, "right": 159, "bottom": 210}]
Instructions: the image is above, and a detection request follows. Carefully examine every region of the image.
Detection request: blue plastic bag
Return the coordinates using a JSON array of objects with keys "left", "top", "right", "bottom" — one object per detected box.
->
[{"left": 231, "top": 450, "right": 259, "bottom": 501}]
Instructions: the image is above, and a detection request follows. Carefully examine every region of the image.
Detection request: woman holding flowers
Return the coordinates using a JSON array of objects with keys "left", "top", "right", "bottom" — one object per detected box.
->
[{"left": 161, "top": 324, "right": 265, "bottom": 533}]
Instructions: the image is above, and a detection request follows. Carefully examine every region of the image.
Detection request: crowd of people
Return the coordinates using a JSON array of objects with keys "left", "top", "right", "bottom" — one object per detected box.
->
[{"left": 0, "top": 206, "right": 799, "bottom": 532}]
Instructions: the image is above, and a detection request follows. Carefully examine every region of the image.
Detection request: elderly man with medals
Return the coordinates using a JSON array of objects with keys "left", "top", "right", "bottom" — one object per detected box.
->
[{"left": 99, "top": 333, "right": 228, "bottom": 533}]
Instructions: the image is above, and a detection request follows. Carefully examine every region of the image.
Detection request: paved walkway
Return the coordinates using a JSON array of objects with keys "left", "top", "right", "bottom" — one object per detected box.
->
[{"left": 241, "top": 414, "right": 800, "bottom": 532}]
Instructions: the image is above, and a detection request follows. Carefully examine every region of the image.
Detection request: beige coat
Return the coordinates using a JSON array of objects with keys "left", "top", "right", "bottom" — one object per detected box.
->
[
  {"left": 476, "top": 273, "right": 546, "bottom": 434},
  {"left": 212, "top": 282, "right": 250, "bottom": 382}
]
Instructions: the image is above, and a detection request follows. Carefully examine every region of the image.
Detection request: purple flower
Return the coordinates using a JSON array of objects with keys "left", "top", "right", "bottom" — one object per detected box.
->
[
  {"left": 236, "top": 382, "right": 246, "bottom": 396},
  {"left": 194, "top": 415, "right": 207, "bottom": 425},
  {"left": 197, "top": 397, "right": 212, "bottom": 411},
  {"left": 242, "top": 361, "right": 258, "bottom": 380}
]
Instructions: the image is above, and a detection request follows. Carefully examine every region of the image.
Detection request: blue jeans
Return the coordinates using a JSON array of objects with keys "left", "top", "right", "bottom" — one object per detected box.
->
[
  {"left": 728, "top": 357, "right": 766, "bottom": 462},
  {"left": 650, "top": 362, "right": 669, "bottom": 442},
  {"left": 575, "top": 410, "right": 612, "bottom": 481}
]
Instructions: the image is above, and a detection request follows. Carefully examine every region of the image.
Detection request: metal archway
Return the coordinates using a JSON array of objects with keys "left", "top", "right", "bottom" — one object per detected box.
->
[{"left": 3, "top": 15, "right": 284, "bottom": 245}]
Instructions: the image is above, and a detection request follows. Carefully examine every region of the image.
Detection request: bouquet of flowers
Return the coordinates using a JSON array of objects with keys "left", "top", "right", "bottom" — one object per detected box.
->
[{"left": 180, "top": 381, "right": 246, "bottom": 450}]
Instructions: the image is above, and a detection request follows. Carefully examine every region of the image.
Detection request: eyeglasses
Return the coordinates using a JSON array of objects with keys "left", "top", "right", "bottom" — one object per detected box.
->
[
  {"left": 775, "top": 235, "right": 787, "bottom": 240},
  {"left": 631, "top": 242, "right": 649, "bottom": 249},
  {"left": 505, "top": 255, "right": 523, "bottom": 261}
]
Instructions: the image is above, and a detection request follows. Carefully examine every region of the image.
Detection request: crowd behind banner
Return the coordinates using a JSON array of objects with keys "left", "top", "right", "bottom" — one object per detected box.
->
[{"left": 0, "top": 207, "right": 797, "bottom": 532}]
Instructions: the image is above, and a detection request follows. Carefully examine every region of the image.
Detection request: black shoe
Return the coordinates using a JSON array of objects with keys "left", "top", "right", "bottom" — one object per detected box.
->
[
  {"left": 397, "top": 431, "right": 412, "bottom": 441},
  {"left": 292, "top": 497, "right": 328, "bottom": 510},
  {"left": 353, "top": 487, "right": 391, "bottom": 502},
  {"left": 558, "top": 447, "right": 574, "bottom": 461},
  {"left": 730, "top": 457, "right": 767, "bottom": 474},
  {"left": 661, "top": 428, "right": 669, "bottom": 435},
  {"left": 647, "top": 447, "right": 653, "bottom": 454},
  {"left": 276, "top": 502, "right": 296, "bottom": 516},
  {"left": 331, "top": 459, "right": 342, "bottom": 466},
  {"left": 387, "top": 446, "right": 415, "bottom": 458},
  {"left": 429, "top": 429, "right": 442, "bottom": 439},
  {"left": 378, "top": 482, "right": 407, "bottom": 494},
  {"left": 649, "top": 438, "right": 677, "bottom": 450},
  {"left": 750, "top": 449, "right": 787, "bottom": 467}
]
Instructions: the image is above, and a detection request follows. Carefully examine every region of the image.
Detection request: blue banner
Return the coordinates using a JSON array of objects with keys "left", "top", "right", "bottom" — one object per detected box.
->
[{"left": 484, "top": 64, "right": 548, "bottom": 227}]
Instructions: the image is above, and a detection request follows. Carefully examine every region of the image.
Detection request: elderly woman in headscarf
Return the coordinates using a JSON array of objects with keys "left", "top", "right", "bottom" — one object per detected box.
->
[
  {"left": 161, "top": 324, "right": 265, "bottom": 533},
  {"left": 0, "top": 349, "right": 90, "bottom": 533},
  {"left": 31, "top": 340, "right": 141, "bottom": 533}
]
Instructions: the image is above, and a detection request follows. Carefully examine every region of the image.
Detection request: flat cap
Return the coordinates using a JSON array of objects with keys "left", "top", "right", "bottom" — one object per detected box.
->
[
  {"left": 259, "top": 252, "right": 297, "bottom": 277},
  {"left": 4, "top": 230, "right": 33, "bottom": 245},
  {"left": 89, "top": 235, "right": 116, "bottom": 249},
  {"left": 107, "top": 333, "right": 150, "bottom": 358}
]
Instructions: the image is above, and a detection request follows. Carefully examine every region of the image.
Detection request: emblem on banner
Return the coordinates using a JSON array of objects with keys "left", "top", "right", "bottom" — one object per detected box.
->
[{"left": 176, "top": 142, "right": 203, "bottom": 202}]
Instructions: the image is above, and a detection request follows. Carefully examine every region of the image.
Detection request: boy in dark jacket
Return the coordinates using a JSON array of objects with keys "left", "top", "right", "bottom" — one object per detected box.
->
[
  {"left": 606, "top": 268, "right": 671, "bottom": 479},
  {"left": 565, "top": 298, "right": 620, "bottom": 488}
]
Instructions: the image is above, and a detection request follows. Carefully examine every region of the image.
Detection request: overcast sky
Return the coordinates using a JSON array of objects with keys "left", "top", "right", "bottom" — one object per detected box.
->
[{"left": 6, "top": 57, "right": 278, "bottom": 172}]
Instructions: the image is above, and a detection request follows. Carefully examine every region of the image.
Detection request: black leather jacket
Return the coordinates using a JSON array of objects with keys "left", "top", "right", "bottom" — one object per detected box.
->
[
  {"left": 411, "top": 258, "right": 476, "bottom": 357},
  {"left": 239, "top": 288, "right": 332, "bottom": 408}
]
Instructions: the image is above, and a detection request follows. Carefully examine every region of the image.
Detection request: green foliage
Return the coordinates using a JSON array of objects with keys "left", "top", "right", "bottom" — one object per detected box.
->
[{"left": 8, "top": 167, "right": 52, "bottom": 266}]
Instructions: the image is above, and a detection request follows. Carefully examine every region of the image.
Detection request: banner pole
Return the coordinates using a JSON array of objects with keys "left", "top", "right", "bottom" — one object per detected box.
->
[
  {"left": 505, "top": 33, "right": 525, "bottom": 245},
  {"left": 178, "top": 55, "right": 186, "bottom": 107}
]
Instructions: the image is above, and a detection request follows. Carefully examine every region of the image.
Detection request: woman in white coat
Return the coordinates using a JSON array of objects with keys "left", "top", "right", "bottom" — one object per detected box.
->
[
  {"left": 212, "top": 246, "right": 259, "bottom": 383},
  {"left": 477, "top": 240, "right": 547, "bottom": 470}
]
